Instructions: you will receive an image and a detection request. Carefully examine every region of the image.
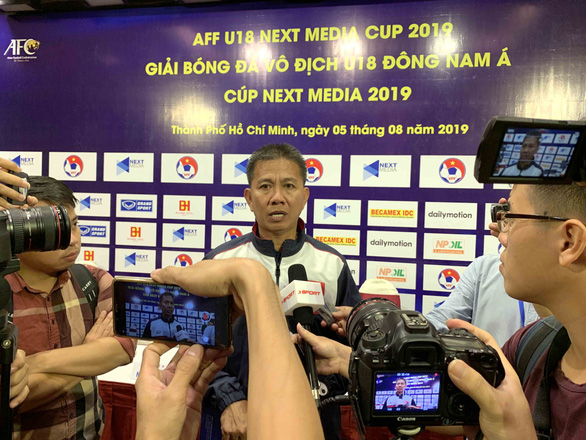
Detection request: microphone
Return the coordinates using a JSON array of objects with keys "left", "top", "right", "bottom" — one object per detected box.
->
[{"left": 281, "top": 264, "right": 323, "bottom": 408}]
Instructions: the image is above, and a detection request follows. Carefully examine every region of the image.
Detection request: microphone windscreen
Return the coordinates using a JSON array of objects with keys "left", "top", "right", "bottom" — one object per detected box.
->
[{"left": 288, "top": 264, "right": 308, "bottom": 283}]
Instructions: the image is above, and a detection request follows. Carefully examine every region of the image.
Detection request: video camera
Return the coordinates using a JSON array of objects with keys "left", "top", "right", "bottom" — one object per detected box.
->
[
  {"left": 0, "top": 171, "right": 71, "bottom": 439},
  {"left": 475, "top": 116, "right": 586, "bottom": 184},
  {"left": 346, "top": 298, "right": 504, "bottom": 438}
]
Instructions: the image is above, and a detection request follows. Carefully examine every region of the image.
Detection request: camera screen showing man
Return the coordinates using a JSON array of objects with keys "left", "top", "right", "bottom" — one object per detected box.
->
[
  {"left": 142, "top": 292, "right": 189, "bottom": 342},
  {"left": 498, "top": 130, "right": 544, "bottom": 177},
  {"left": 374, "top": 373, "right": 439, "bottom": 413}
]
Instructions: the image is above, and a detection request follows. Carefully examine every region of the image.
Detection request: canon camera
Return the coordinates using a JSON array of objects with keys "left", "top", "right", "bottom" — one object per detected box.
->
[{"left": 346, "top": 298, "right": 505, "bottom": 435}]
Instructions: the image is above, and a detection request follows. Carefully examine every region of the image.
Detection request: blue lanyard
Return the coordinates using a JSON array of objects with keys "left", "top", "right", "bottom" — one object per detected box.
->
[{"left": 518, "top": 300, "right": 526, "bottom": 327}]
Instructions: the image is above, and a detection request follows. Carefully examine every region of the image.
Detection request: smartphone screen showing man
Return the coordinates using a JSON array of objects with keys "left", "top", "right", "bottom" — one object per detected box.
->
[{"left": 113, "top": 277, "right": 231, "bottom": 348}]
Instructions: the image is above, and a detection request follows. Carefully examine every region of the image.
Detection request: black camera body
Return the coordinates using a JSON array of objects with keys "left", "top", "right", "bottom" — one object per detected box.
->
[{"left": 347, "top": 298, "right": 504, "bottom": 433}]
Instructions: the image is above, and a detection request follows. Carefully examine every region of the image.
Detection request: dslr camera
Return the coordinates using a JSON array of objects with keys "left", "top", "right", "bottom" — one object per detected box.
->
[{"left": 346, "top": 298, "right": 504, "bottom": 436}]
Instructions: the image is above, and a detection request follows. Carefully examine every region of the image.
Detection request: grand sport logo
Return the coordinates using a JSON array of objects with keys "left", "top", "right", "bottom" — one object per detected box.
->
[
  {"left": 121, "top": 200, "right": 154, "bottom": 212},
  {"left": 4, "top": 39, "right": 40, "bottom": 62},
  {"left": 79, "top": 225, "right": 107, "bottom": 238}
]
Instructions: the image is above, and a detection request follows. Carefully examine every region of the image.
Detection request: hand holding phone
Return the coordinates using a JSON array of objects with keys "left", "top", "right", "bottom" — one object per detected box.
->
[{"left": 113, "top": 277, "right": 232, "bottom": 349}]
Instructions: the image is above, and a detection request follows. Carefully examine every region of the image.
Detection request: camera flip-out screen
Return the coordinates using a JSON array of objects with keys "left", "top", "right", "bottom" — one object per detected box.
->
[
  {"left": 373, "top": 372, "right": 440, "bottom": 415},
  {"left": 475, "top": 117, "right": 586, "bottom": 184}
]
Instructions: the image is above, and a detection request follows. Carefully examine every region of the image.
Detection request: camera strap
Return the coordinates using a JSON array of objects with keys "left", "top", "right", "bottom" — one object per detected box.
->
[
  {"left": 69, "top": 264, "right": 99, "bottom": 317},
  {"left": 514, "top": 316, "right": 570, "bottom": 440}
]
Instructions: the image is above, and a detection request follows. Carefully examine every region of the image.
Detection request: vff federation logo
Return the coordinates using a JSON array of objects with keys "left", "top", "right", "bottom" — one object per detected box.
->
[
  {"left": 174, "top": 254, "right": 193, "bottom": 267},
  {"left": 224, "top": 228, "right": 242, "bottom": 242},
  {"left": 63, "top": 155, "right": 84, "bottom": 178},
  {"left": 306, "top": 158, "right": 324, "bottom": 183},
  {"left": 176, "top": 156, "right": 198, "bottom": 180},
  {"left": 438, "top": 269, "right": 460, "bottom": 290},
  {"left": 439, "top": 158, "right": 466, "bottom": 184},
  {"left": 235, "top": 158, "right": 249, "bottom": 177}
]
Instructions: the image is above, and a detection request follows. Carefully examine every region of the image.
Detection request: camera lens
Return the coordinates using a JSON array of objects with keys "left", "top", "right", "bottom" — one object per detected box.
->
[
  {"left": 0, "top": 205, "right": 71, "bottom": 254},
  {"left": 347, "top": 297, "right": 399, "bottom": 350}
]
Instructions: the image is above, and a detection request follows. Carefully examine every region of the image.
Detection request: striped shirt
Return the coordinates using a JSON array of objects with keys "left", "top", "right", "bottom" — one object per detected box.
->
[{"left": 6, "top": 265, "right": 135, "bottom": 440}]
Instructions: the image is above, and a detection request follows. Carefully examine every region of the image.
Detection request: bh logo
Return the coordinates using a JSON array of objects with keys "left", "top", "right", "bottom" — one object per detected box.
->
[
  {"left": 305, "top": 158, "right": 323, "bottom": 183},
  {"left": 174, "top": 254, "right": 193, "bottom": 267},
  {"left": 176, "top": 156, "right": 198, "bottom": 180},
  {"left": 224, "top": 228, "right": 242, "bottom": 242},
  {"left": 439, "top": 158, "right": 466, "bottom": 184},
  {"left": 63, "top": 155, "right": 84, "bottom": 178},
  {"left": 438, "top": 269, "right": 460, "bottom": 290}
]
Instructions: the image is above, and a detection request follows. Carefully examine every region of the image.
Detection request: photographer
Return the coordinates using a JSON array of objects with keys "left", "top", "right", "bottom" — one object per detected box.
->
[
  {"left": 144, "top": 258, "right": 324, "bottom": 440},
  {"left": 4, "top": 176, "right": 135, "bottom": 438}
]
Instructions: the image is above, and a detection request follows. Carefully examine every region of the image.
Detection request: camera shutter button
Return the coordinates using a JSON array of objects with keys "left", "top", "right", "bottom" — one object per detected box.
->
[{"left": 363, "top": 330, "right": 386, "bottom": 349}]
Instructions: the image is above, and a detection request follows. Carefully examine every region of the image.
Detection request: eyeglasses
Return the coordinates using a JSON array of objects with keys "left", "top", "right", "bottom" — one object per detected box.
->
[{"left": 496, "top": 211, "right": 569, "bottom": 233}]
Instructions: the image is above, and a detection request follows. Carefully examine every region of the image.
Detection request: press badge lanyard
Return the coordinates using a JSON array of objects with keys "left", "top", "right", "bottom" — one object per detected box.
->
[{"left": 519, "top": 300, "right": 526, "bottom": 327}]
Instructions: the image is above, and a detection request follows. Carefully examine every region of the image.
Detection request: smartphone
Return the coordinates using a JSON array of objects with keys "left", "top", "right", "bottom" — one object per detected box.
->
[{"left": 112, "top": 276, "right": 232, "bottom": 349}]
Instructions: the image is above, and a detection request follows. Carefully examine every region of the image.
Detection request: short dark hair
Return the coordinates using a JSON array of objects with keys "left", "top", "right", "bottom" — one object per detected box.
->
[
  {"left": 27, "top": 176, "right": 77, "bottom": 207},
  {"left": 159, "top": 292, "right": 174, "bottom": 303},
  {"left": 396, "top": 378, "right": 406, "bottom": 384},
  {"left": 246, "top": 143, "right": 307, "bottom": 185},
  {"left": 528, "top": 184, "right": 586, "bottom": 222},
  {"left": 525, "top": 130, "right": 542, "bottom": 141}
]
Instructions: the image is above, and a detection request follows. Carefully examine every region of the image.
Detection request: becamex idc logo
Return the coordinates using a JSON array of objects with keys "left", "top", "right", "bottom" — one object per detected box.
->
[
  {"left": 363, "top": 160, "right": 398, "bottom": 180},
  {"left": 176, "top": 156, "right": 198, "bottom": 180},
  {"left": 63, "top": 155, "right": 84, "bottom": 178},
  {"left": 173, "top": 227, "right": 198, "bottom": 242},
  {"left": 224, "top": 228, "right": 242, "bottom": 242},
  {"left": 306, "top": 158, "right": 324, "bottom": 183},
  {"left": 121, "top": 199, "right": 154, "bottom": 212},
  {"left": 222, "top": 200, "right": 248, "bottom": 216},
  {"left": 4, "top": 39, "right": 40, "bottom": 62},
  {"left": 235, "top": 158, "right": 249, "bottom": 177},
  {"left": 117, "top": 157, "right": 145, "bottom": 175},
  {"left": 438, "top": 158, "right": 466, "bottom": 184},
  {"left": 174, "top": 254, "right": 193, "bottom": 267},
  {"left": 324, "top": 203, "right": 352, "bottom": 219},
  {"left": 438, "top": 269, "right": 460, "bottom": 290}
]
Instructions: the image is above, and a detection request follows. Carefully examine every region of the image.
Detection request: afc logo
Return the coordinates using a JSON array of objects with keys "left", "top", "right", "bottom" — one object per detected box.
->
[
  {"left": 131, "top": 227, "right": 141, "bottom": 238},
  {"left": 4, "top": 39, "right": 40, "bottom": 57},
  {"left": 179, "top": 200, "right": 191, "bottom": 211}
]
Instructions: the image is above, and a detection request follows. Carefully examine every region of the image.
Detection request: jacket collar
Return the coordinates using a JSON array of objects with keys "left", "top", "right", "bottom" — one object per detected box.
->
[{"left": 250, "top": 218, "right": 305, "bottom": 257}]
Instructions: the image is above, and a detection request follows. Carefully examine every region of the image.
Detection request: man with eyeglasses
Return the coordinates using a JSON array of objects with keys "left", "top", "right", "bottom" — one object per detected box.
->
[{"left": 296, "top": 183, "right": 586, "bottom": 440}]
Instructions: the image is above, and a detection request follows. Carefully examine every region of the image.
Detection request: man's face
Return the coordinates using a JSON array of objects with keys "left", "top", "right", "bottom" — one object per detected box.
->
[
  {"left": 244, "top": 158, "right": 309, "bottom": 241},
  {"left": 17, "top": 203, "right": 81, "bottom": 276},
  {"left": 395, "top": 379, "right": 406, "bottom": 393},
  {"left": 520, "top": 136, "right": 539, "bottom": 162},
  {"left": 498, "top": 185, "right": 558, "bottom": 302},
  {"left": 159, "top": 295, "right": 175, "bottom": 318}
]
